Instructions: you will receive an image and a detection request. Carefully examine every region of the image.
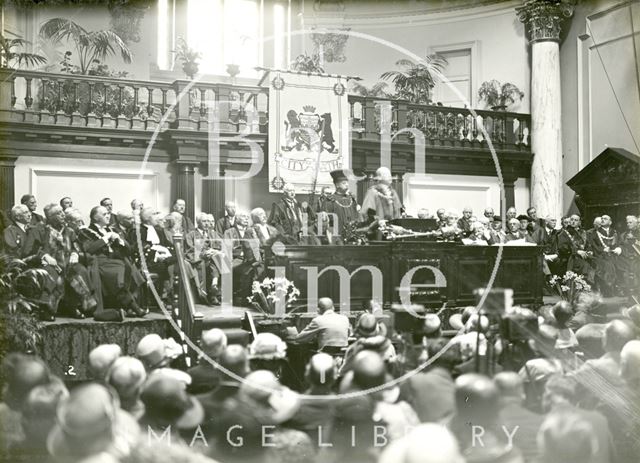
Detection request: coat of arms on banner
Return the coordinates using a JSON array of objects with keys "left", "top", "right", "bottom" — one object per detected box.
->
[{"left": 268, "top": 72, "right": 350, "bottom": 193}]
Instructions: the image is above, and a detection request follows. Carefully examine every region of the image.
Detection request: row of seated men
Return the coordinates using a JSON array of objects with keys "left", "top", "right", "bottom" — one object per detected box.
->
[
  {"left": 1, "top": 194, "right": 272, "bottom": 320},
  {"left": 426, "top": 205, "right": 639, "bottom": 299}
]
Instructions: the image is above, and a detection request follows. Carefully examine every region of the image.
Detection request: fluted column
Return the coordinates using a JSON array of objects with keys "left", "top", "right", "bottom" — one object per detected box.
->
[
  {"left": 0, "top": 156, "right": 16, "bottom": 214},
  {"left": 174, "top": 162, "right": 196, "bottom": 223},
  {"left": 202, "top": 168, "right": 226, "bottom": 217},
  {"left": 517, "top": 0, "right": 573, "bottom": 219}
]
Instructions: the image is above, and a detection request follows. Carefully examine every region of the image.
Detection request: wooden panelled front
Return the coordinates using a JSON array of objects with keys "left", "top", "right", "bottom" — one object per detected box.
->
[{"left": 266, "top": 243, "right": 543, "bottom": 309}]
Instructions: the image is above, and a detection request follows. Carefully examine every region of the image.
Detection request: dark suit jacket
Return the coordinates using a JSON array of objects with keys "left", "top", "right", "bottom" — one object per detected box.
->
[
  {"left": 29, "top": 212, "right": 44, "bottom": 227},
  {"left": 3, "top": 224, "right": 28, "bottom": 257},
  {"left": 269, "top": 198, "right": 305, "bottom": 238},
  {"left": 400, "top": 367, "right": 455, "bottom": 423},
  {"left": 499, "top": 400, "right": 544, "bottom": 462},
  {"left": 186, "top": 363, "right": 220, "bottom": 395},
  {"left": 214, "top": 216, "right": 236, "bottom": 237},
  {"left": 223, "top": 226, "right": 260, "bottom": 262}
]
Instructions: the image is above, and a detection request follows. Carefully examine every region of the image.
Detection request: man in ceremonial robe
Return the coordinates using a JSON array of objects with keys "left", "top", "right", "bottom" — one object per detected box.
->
[
  {"left": 80, "top": 205, "right": 145, "bottom": 317},
  {"left": 504, "top": 218, "right": 535, "bottom": 243},
  {"left": 618, "top": 215, "right": 640, "bottom": 300},
  {"left": 269, "top": 183, "right": 319, "bottom": 245},
  {"left": 360, "top": 167, "right": 402, "bottom": 221},
  {"left": 587, "top": 215, "right": 621, "bottom": 296},
  {"left": 318, "top": 169, "right": 360, "bottom": 243},
  {"left": 556, "top": 214, "right": 595, "bottom": 283},
  {"left": 65, "top": 209, "right": 125, "bottom": 321},
  {"left": 128, "top": 207, "right": 174, "bottom": 299},
  {"left": 23, "top": 205, "right": 98, "bottom": 319}
]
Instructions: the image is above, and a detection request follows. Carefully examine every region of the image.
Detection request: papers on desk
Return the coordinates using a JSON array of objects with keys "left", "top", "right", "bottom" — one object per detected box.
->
[{"left": 495, "top": 239, "right": 536, "bottom": 246}]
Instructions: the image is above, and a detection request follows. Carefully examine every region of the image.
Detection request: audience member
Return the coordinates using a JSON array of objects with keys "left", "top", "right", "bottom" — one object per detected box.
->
[
  {"left": 88, "top": 343, "right": 122, "bottom": 381},
  {"left": 106, "top": 356, "right": 147, "bottom": 419},
  {"left": 291, "top": 297, "right": 350, "bottom": 350},
  {"left": 186, "top": 328, "right": 228, "bottom": 395}
]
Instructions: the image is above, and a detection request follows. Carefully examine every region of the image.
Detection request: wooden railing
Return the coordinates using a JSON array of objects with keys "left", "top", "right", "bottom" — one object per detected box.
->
[
  {"left": 0, "top": 68, "right": 269, "bottom": 133},
  {"left": 172, "top": 233, "right": 203, "bottom": 366},
  {"left": 0, "top": 68, "right": 531, "bottom": 152},
  {"left": 348, "top": 95, "right": 530, "bottom": 149}
]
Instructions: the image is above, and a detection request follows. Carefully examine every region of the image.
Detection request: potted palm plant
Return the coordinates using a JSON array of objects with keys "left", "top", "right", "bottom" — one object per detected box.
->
[
  {"left": 173, "top": 37, "right": 201, "bottom": 80},
  {"left": 380, "top": 54, "right": 447, "bottom": 104},
  {"left": 39, "top": 18, "right": 132, "bottom": 75},
  {"left": 478, "top": 80, "right": 525, "bottom": 111}
]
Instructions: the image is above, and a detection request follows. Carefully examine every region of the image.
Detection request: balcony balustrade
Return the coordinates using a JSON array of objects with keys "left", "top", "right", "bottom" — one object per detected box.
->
[{"left": 0, "top": 69, "right": 530, "bottom": 154}]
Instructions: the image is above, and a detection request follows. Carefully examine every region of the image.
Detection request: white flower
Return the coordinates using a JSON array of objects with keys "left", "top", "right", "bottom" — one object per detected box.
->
[{"left": 561, "top": 285, "right": 570, "bottom": 292}]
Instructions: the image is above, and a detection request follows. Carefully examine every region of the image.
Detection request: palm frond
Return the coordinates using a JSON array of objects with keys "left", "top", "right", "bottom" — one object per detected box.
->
[
  {"left": 15, "top": 53, "right": 48, "bottom": 68},
  {"left": 39, "top": 18, "right": 88, "bottom": 44},
  {"left": 89, "top": 30, "right": 132, "bottom": 64}
]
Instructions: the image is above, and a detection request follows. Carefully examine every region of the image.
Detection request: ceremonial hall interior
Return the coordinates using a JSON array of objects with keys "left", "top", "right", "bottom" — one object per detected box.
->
[{"left": 1, "top": 1, "right": 639, "bottom": 463}]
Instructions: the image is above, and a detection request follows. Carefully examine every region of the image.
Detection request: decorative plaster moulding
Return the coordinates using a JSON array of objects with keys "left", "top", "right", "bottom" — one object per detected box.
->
[{"left": 307, "top": 0, "right": 522, "bottom": 29}]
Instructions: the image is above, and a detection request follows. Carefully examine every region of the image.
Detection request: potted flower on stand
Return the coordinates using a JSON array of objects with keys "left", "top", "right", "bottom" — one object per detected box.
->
[
  {"left": 173, "top": 37, "right": 201, "bottom": 80},
  {"left": 478, "top": 80, "right": 525, "bottom": 111}
]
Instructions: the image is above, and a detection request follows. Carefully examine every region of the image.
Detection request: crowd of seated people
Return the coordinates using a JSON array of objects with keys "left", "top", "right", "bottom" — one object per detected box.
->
[{"left": 2, "top": 293, "right": 640, "bottom": 463}]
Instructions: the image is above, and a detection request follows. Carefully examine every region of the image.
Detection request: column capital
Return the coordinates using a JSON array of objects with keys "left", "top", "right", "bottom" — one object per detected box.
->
[{"left": 516, "top": 0, "right": 574, "bottom": 44}]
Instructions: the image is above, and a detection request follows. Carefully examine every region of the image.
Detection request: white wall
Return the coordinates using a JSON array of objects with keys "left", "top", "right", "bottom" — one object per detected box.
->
[
  {"left": 14, "top": 157, "right": 172, "bottom": 223},
  {"left": 301, "top": 0, "right": 530, "bottom": 112},
  {"left": 403, "top": 173, "right": 530, "bottom": 217},
  {"left": 561, "top": 0, "right": 640, "bottom": 212}
]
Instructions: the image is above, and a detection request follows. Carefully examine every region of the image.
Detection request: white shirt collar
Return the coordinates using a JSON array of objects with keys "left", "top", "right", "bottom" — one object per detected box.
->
[{"left": 16, "top": 222, "right": 26, "bottom": 232}]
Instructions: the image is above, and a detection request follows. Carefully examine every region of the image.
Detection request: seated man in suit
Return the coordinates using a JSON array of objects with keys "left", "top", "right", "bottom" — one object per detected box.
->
[
  {"left": 80, "top": 205, "right": 145, "bottom": 317},
  {"left": 100, "top": 198, "right": 117, "bottom": 227},
  {"left": 215, "top": 201, "right": 237, "bottom": 237},
  {"left": 112, "top": 210, "right": 134, "bottom": 244},
  {"left": 291, "top": 297, "right": 350, "bottom": 350},
  {"left": 172, "top": 198, "right": 195, "bottom": 234},
  {"left": 186, "top": 213, "right": 224, "bottom": 304},
  {"left": 269, "top": 183, "right": 319, "bottom": 245},
  {"left": 505, "top": 218, "right": 535, "bottom": 243},
  {"left": 223, "top": 212, "right": 262, "bottom": 301},
  {"left": 3, "top": 205, "right": 31, "bottom": 257}
]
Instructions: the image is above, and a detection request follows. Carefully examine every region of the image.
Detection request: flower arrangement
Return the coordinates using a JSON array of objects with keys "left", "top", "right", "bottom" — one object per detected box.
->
[
  {"left": 549, "top": 271, "right": 592, "bottom": 306},
  {"left": 248, "top": 277, "right": 300, "bottom": 315}
]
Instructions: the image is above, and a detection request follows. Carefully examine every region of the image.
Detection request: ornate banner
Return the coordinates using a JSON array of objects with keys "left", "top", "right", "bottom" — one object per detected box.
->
[{"left": 268, "top": 71, "right": 350, "bottom": 193}]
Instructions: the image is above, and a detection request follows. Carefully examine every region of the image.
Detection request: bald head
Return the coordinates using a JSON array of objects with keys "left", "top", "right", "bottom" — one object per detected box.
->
[
  {"left": 318, "top": 297, "right": 334, "bottom": 314},
  {"left": 603, "top": 320, "right": 636, "bottom": 354},
  {"left": 620, "top": 340, "right": 640, "bottom": 386},
  {"left": 455, "top": 373, "right": 500, "bottom": 423},
  {"left": 218, "top": 345, "right": 249, "bottom": 378},
  {"left": 306, "top": 353, "right": 336, "bottom": 388},
  {"left": 493, "top": 371, "right": 524, "bottom": 402}
]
